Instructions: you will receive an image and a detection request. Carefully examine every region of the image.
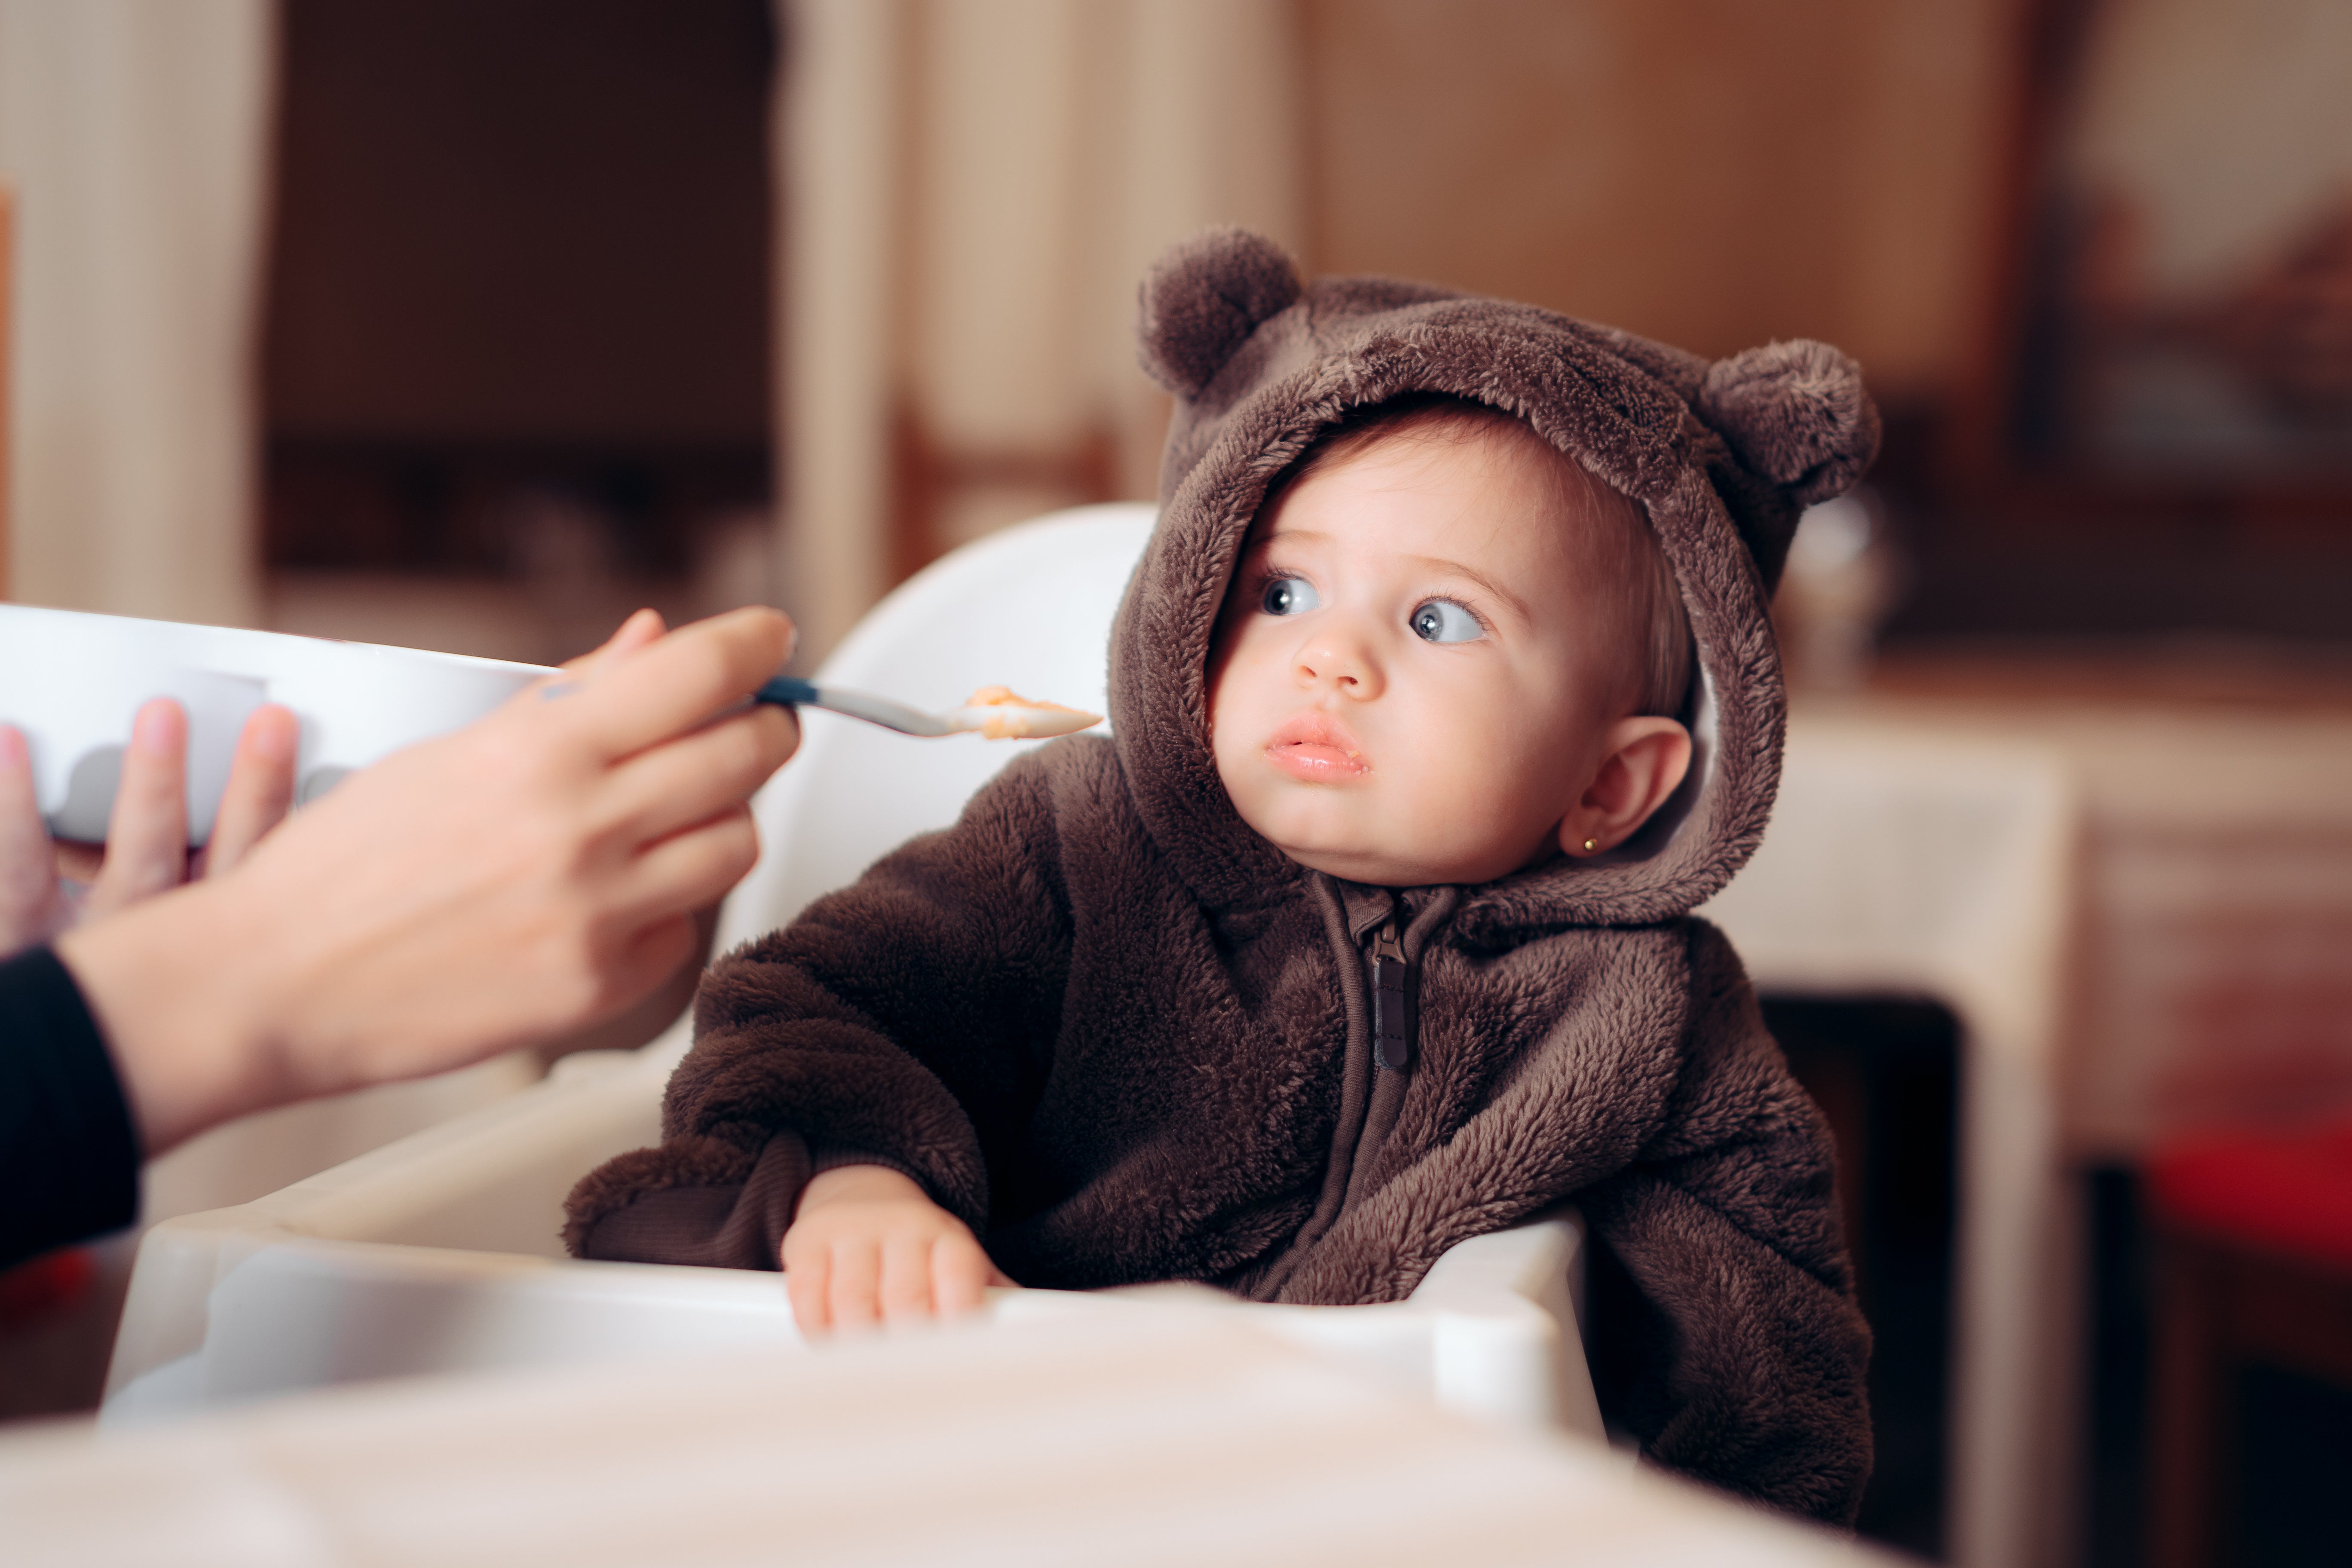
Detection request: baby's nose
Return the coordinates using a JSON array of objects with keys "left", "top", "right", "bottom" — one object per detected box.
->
[{"left": 1295, "top": 632, "right": 1379, "bottom": 695}]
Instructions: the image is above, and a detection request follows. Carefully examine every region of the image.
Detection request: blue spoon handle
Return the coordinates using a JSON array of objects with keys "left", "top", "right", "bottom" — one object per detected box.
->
[
  {"left": 751, "top": 676, "right": 957, "bottom": 736},
  {"left": 755, "top": 676, "right": 819, "bottom": 706}
]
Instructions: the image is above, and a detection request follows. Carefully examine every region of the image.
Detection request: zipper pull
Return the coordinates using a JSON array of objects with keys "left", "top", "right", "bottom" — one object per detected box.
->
[{"left": 1370, "top": 914, "right": 1410, "bottom": 1072}]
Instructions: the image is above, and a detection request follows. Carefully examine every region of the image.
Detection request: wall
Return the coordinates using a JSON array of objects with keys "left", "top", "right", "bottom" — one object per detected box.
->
[
  {"left": 0, "top": 0, "right": 273, "bottom": 625},
  {"left": 778, "top": 0, "right": 1307, "bottom": 659},
  {"left": 1299, "top": 0, "right": 2018, "bottom": 404},
  {"left": 266, "top": 0, "right": 772, "bottom": 449}
]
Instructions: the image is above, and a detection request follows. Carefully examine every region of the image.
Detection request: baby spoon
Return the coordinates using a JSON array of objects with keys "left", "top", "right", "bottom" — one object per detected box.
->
[{"left": 756, "top": 677, "right": 1101, "bottom": 740}]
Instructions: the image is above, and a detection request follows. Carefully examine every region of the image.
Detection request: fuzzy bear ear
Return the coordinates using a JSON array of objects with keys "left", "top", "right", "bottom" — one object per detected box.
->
[
  {"left": 1697, "top": 340, "right": 1880, "bottom": 506},
  {"left": 1136, "top": 227, "right": 1304, "bottom": 398}
]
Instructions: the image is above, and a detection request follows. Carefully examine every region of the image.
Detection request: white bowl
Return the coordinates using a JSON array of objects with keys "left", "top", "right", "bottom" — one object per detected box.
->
[{"left": 0, "top": 603, "right": 554, "bottom": 846}]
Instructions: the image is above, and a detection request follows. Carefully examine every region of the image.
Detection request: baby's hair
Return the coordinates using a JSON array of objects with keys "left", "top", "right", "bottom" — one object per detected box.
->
[{"left": 1265, "top": 394, "right": 1694, "bottom": 719}]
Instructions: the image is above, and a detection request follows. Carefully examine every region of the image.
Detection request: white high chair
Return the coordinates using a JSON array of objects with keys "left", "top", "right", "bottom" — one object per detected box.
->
[
  {"left": 103, "top": 505, "right": 1604, "bottom": 1445},
  {"left": 102, "top": 504, "right": 2085, "bottom": 1568}
]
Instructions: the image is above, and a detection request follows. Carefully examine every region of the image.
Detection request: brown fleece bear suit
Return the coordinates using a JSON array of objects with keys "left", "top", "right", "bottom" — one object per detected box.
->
[{"left": 568, "top": 229, "right": 1880, "bottom": 1524}]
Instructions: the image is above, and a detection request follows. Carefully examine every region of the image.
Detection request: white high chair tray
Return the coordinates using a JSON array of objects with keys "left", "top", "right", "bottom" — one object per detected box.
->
[
  {"left": 104, "top": 1028, "right": 1601, "bottom": 1441},
  {"left": 31, "top": 1308, "right": 1895, "bottom": 1568}
]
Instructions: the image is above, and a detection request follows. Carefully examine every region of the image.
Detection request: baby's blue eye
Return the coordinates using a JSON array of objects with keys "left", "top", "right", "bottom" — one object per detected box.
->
[
  {"left": 1410, "top": 600, "right": 1482, "bottom": 644},
  {"left": 1261, "top": 576, "right": 1320, "bottom": 616}
]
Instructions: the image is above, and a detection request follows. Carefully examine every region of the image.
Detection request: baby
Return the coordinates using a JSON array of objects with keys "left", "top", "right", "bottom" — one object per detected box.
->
[{"left": 568, "top": 230, "right": 1877, "bottom": 1522}]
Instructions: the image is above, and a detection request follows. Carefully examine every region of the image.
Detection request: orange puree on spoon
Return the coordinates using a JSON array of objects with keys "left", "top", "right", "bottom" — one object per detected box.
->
[{"left": 961, "top": 686, "right": 1100, "bottom": 739}]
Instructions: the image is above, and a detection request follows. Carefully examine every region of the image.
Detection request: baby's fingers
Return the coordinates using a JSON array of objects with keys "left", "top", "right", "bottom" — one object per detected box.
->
[
  {"left": 783, "top": 1241, "right": 833, "bottom": 1336},
  {"left": 825, "top": 1237, "right": 885, "bottom": 1330},
  {"left": 880, "top": 1234, "right": 938, "bottom": 1324},
  {"left": 930, "top": 1233, "right": 1000, "bottom": 1318}
]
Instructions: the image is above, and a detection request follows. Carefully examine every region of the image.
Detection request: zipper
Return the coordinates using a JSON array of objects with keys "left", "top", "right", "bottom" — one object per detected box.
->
[
  {"left": 1252, "top": 879, "right": 1449, "bottom": 1301},
  {"left": 1368, "top": 912, "right": 1412, "bottom": 1072}
]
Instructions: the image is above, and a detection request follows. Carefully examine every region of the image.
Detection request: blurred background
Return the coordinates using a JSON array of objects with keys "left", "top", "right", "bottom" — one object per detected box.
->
[{"left": 1, "top": 2, "right": 2348, "bottom": 1565}]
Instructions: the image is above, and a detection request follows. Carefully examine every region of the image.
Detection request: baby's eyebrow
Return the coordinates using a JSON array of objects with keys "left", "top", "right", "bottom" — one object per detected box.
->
[{"left": 1403, "top": 555, "right": 1530, "bottom": 623}]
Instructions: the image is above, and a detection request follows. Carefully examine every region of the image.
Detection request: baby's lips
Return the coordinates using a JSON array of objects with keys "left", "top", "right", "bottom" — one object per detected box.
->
[
  {"left": 1267, "top": 710, "right": 1367, "bottom": 758},
  {"left": 1264, "top": 741, "right": 1370, "bottom": 783},
  {"left": 1263, "top": 710, "right": 1372, "bottom": 779}
]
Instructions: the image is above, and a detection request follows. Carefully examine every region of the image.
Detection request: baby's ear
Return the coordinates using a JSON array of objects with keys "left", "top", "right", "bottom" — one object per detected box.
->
[
  {"left": 1136, "top": 227, "right": 1303, "bottom": 398},
  {"left": 1697, "top": 340, "right": 1880, "bottom": 507}
]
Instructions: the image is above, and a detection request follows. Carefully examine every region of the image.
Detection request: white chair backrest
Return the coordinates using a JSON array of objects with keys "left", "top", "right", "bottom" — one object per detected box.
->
[{"left": 715, "top": 504, "right": 1157, "bottom": 955}]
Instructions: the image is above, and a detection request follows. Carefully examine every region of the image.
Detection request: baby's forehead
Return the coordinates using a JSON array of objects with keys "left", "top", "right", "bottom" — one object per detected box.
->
[
  {"left": 1258, "top": 413, "right": 1608, "bottom": 542},
  {"left": 1328, "top": 404, "right": 1554, "bottom": 465}
]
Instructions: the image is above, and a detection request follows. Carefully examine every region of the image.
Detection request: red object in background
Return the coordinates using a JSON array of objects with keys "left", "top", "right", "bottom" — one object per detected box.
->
[
  {"left": 0, "top": 1247, "right": 96, "bottom": 1328},
  {"left": 2144, "top": 1118, "right": 2352, "bottom": 1568},
  {"left": 2147, "top": 1120, "right": 2352, "bottom": 1268}
]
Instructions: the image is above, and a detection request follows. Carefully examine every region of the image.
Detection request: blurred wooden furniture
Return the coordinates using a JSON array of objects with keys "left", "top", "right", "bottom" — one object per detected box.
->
[
  {"left": 1927, "top": 0, "right": 2352, "bottom": 655},
  {"left": 1705, "top": 711, "right": 2079, "bottom": 1568},
  {"left": 2144, "top": 1121, "right": 2352, "bottom": 1568},
  {"left": 1784, "top": 665, "right": 2352, "bottom": 1563},
  {"left": 1815, "top": 664, "right": 2352, "bottom": 1158}
]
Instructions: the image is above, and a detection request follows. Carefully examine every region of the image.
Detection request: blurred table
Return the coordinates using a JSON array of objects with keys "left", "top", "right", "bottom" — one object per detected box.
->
[
  {"left": 1723, "top": 655, "right": 2352, "bottom": 1568},
  {"left": 1812, "top": 652, "right": 2352, "bottom": 1155},
  {"left": 1, "top": 1308, "right": 1885, "bottom": 1568}
]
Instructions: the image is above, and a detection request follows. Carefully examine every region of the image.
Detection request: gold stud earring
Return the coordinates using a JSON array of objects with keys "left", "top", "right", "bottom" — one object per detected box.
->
[{"left": 1582, "top": 837, "right": 1599, "bottom": 853}]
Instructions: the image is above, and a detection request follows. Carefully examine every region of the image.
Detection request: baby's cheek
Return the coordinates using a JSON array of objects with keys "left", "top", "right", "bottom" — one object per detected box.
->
[
  {"left": 1205, "top": 641, "right": 1276, "bottom": 752},
  {"left": 1404, "top": 696, "right": 1558, "bottom": 857},
  {"left": 1203, "top": 697, "right": 1255, "bottom": 811},
  {"left": 1212, "top": 738, "right": 1279, "bottom": 840}
]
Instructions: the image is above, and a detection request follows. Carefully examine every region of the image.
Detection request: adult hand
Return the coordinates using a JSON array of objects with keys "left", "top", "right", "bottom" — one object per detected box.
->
[
  {"left": 55, "top": 605, "right": 800, "bottom": 1154},
  {"left": 0, "top": 700, "right": 299, "bottom": 958}
]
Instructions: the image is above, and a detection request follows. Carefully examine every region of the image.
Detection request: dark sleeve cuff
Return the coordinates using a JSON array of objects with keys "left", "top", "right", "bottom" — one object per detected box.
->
[
  {"left": 0, "top": 946, "right": 141, "bottom": 1270},
  {"left": 807, "top": 1141, "right": 930, "bottom": 1190},
  {"left": 566, "top": 1132, "right": 807, "bottom": 1270},
  {"left": 564, "top": 1133, "right": 941, "bottom": 1271}
]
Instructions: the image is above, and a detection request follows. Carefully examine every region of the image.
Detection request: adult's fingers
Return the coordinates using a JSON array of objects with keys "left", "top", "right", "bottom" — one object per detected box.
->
[
  {"left": 202, "top": 705, "right": 300, "bottom": 877},
  {"left": 556, "top": 607, "right": 666, "bottom": 680},
  {"left": 599, "top": 703, "right": 797, "bottom": 848},
  {"left": 0, "top": 727, "right": 62, "bottom": 956},
  {"left": 557, "top": 606, "right": 795, "bottom": 761},
  {"left": 610, "top": 805, "right": 762, "bottom": 928},
  {"left": 85, "top": 700, "right": 189, "bottom": 919}
]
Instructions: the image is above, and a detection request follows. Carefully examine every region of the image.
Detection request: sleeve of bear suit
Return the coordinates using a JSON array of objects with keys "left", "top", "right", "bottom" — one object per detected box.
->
[
  {"left": 563, "top": 751, "right": 1077, "bottom": 1264},
  {"left": 1578, "top": 921, "right": 1876, "bottom": 1526}
]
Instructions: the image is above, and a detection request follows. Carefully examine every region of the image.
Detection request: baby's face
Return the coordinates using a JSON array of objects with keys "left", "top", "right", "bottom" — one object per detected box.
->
[{"left": 1208, "top": 424, "right": 1645, "bottom": 887}]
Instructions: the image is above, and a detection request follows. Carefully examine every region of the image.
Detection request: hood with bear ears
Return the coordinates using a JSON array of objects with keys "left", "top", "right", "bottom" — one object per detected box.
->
[{"left": 1106, "top": 227, "right": 1878, "bottom": 942}]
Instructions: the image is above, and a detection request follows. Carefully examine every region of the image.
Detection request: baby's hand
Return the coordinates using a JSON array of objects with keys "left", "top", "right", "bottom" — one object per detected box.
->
[{"left": 781, "top": 1164, "right": 1010, "bottom": 1333}]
